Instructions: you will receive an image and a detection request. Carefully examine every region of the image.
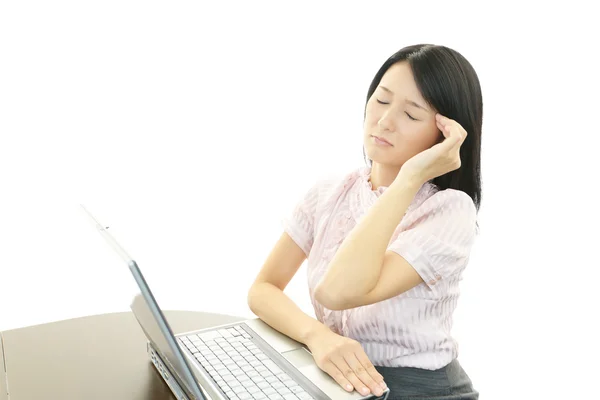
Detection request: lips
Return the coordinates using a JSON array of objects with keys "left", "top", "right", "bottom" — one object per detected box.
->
[{"left": 372, "top": 135, "right": 392, "bottom": 146}]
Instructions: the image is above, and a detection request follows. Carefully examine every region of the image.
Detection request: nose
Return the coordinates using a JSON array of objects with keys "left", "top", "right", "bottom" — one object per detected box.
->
[{"left": 378, "top": 111, "right": 395, "bottom": 132}]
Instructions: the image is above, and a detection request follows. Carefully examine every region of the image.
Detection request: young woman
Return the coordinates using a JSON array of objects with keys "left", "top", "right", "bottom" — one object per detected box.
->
[{"left": 248, "top": 44, "right": 482, "bottom": 400}]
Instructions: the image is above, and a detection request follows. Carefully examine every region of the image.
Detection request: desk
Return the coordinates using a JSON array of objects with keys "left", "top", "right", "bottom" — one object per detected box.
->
[{"left": 0, "top": 311, "right": 244, "bottom": 399}]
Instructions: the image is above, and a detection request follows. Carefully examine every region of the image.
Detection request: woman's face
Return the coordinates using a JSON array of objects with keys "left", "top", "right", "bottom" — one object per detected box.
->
[{"left": 364, "top": 62, "right": 441, "bottom": 168}]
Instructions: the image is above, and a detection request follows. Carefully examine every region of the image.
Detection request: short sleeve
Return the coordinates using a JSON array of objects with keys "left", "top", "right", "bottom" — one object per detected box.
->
[
  {"left": 388, "top": 190, "right": 477, "bottom": 289},
  {"left": 281, "top": 181, "right": 322, "bottom": 257}
]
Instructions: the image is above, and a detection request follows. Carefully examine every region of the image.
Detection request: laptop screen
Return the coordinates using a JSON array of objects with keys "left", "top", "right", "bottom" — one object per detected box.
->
[{"left": 81, "top": 205, "right": 206, "bottom": 400}]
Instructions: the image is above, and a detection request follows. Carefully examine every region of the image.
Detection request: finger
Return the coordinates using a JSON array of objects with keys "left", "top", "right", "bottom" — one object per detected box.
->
[
  {"left": 437, "top": 114, "right": 467, "bottom": 142},
  {"left": 445, "top": 123, "right": 464, "bottom": 148},
  {"left": 435, "top": 113, "right": 454, "bottom": 124},
  {"left": 435, "top": 118, "right": 449, "bottom": 132},
  {"left": 436, "top": 121, "right": 461, "bottom": 149},
  {"left": 344, "top": 353, "right": 385, "bottom": 397},
  {"left": 331, "top": 354, "right": 370, "bottom": 396},
  {"left": 436, "top": 119, "right": 451, "bottom": 139},
  {"left": 321, "top": 361, "right": 355, "bottom": 392},
  {"left": 436, "top": 120, "right": 462, "bottom": 146},
  {"left": 354, "top": 350, "right": 386, "bottom": 389},
  {"left": 449, "top": 124, "right": 468, "bottom": 153}
]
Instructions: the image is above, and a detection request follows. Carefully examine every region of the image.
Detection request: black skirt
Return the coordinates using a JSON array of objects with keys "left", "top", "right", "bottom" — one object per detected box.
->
[{"left": 375, "top": 358, "right": 479, "bottom": 400}]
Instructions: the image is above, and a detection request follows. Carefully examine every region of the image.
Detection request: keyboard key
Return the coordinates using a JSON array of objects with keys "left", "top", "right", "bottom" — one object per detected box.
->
[
  {"left": 257, "top": 381, "right": 270, "bottom": 390},
  {"left": 227, "top": 327, "right": 241, "bottom": 336},
  {"left": 229, "top": 380, "right": 242, "bottom": 389},
  {"left": 260, "top": 369, "right": 274, "bottom": 379},
  {"left": 238, "top": 375, "right": 251, "bottom": 384},
  {"left": 197, "top": 330, "right": 222, "bottom": 341},
  {"left": 233, "top": 386, "right": 247, "bottom": 394},
  {"left": 262, "top": 360, "right": 283, "bottom": 375},
  {"left": 290, "top": 386, "right": 304, "bottom": 394},
  {"left": 247, "top": 386, "right": 262, "bottom": 394},
  {"left": 281, "top": 377, "right": 296, "bottom": 387},
  {"left": 276, "top": 372, "right": 292, "bottom": 382}
]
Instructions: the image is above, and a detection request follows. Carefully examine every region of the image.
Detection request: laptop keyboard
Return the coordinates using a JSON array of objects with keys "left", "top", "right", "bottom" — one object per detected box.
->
[{"left": 178, "top": 325, "right": 315, "bottom": 400}]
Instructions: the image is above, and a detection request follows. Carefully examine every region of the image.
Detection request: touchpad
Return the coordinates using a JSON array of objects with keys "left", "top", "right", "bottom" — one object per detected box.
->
[{"left": 282, "top": 348, "right": 315, "bottom": 369}]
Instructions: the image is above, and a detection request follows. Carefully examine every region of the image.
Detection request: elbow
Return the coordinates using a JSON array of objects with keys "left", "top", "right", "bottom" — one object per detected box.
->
[
  {"left": 314, "top": 284, "right": 350, "bottom": 311},
  {"left": 247, "top": 283, "right": 263, "bottom": 315}
]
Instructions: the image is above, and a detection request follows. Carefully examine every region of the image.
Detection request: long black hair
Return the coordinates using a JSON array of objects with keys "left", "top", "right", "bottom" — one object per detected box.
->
[{"left": 364, "top": 44, "right": 483, "bottom": 211}]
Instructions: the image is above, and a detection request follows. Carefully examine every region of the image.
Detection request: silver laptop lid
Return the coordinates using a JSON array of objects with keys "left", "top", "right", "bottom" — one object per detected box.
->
[{"left": 81, "top": 205, "right": 206, "bottom": 400}]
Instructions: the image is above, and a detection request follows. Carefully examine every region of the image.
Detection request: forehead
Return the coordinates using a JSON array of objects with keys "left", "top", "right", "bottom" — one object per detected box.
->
[{"left": 378, "top": 62, "right": 421, "bottom": 97}]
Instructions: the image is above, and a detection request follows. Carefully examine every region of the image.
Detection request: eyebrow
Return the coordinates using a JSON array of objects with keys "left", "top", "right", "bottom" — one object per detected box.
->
[{"left": 379, "top": 85, "right": 429, "bottom": 112}]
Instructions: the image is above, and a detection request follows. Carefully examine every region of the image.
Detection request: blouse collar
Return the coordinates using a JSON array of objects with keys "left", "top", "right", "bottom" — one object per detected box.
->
[{"left": 357, "top": 165, "right": 438, "bottom": 202}]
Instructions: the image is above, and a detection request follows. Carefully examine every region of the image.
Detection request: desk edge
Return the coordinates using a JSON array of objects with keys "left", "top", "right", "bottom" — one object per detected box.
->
[{"left": 0, "top": 333, "right": 8, "bottom": 400}]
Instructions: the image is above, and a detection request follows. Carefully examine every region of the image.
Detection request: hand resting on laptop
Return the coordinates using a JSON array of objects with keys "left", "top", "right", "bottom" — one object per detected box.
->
[{"left": 304, "top": 326, "right": 387, "bottom": 398}]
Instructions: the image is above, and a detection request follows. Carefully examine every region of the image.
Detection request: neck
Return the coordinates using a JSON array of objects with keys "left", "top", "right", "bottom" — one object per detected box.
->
[{"left": 369, "top": 162, "right": 402, "bottom": 190}]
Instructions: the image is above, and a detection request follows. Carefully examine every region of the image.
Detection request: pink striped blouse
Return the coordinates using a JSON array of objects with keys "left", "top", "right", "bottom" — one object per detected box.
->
[{"left": 282, "top": 166, "right": 478, "bottom": 370}]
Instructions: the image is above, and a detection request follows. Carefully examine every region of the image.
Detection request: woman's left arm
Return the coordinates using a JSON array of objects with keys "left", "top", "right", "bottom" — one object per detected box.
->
[
  {"left": 314, "top": 114, "right": 468, "bottom": 310},
  {"left": 313, "top": 171, "right": 426, "bottom": 310}
]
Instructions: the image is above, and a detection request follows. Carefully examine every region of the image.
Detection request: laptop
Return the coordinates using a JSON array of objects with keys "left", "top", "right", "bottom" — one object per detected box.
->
[{"left": 82, "top": 205, "right": 390, "bottom": 400}]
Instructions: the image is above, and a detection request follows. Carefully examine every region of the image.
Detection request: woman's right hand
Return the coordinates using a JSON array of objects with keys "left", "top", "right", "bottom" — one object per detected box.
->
[{"left": 306, "top": 328, "right": 387, "bottom": 397}]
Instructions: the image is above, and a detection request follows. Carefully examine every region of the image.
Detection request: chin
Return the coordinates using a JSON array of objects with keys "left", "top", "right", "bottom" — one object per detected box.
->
[
  {"left": 365, "top": 146, "right": 404, "bottom": 167},
  {"left": 365, "top": 149, "right": 392, "bottom": 164}
]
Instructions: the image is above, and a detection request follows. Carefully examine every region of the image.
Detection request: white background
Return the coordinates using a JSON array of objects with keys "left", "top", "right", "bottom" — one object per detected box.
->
[{"left": 1, "top": 1, "right": 599, "bottom": 398}]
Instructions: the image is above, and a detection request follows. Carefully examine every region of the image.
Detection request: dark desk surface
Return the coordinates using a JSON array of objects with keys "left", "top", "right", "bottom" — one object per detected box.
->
[{"left": 0, "top": 311, "right": 244, "bottom": 399}]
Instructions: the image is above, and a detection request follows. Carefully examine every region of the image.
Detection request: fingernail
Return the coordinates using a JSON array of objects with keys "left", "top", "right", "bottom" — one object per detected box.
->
[
  {"left": 346, "top": 384, "right": 353, "bottom": 391},
  {"left": 361, "top": 387, "right": 369, "bottom": 395},
  {"left": 381, "top": 381, "right": 387, "bottom": 389}
]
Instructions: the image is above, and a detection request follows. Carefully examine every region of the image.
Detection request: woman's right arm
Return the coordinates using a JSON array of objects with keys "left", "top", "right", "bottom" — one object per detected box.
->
[
  {"left": 247, "top": 232, "right": 386, "bottom": 397},
  {"left": 247, "top": 231, "right": 330, "bottom": 346}
]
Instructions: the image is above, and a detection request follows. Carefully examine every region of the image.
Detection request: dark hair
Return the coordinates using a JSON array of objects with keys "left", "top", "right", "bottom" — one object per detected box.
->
[{"left": 363, "top": 44, "right": 483, "bottom": 211}]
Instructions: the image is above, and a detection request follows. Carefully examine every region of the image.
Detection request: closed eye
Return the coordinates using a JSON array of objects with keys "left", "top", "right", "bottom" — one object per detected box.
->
[
  {"left": 406, "top": 112, "right": 417, "bottom": 121},
  {"left": 376, "top": 99, "right": 418, "bottom": 121}
]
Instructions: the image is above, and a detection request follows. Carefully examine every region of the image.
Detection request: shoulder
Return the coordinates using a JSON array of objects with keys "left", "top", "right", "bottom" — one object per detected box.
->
[
  {"left": 408, "top": 185, "right": 477, "bottom": 228},
  {"left": 307, "top": 166, "right": 365, "bottom": 199},
  {"left": 427, "top": 188, "right": 476, "bottom": 214}
]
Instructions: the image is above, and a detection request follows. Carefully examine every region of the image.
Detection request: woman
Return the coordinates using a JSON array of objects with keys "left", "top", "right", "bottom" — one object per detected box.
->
[{"left": 248, "top": 44, "right": 482, "bottom": 400}]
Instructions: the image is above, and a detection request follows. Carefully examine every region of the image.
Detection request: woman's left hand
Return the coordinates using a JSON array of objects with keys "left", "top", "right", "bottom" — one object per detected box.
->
[{"left": 400, "top": 114, "right": 468, "bottom": 184}]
